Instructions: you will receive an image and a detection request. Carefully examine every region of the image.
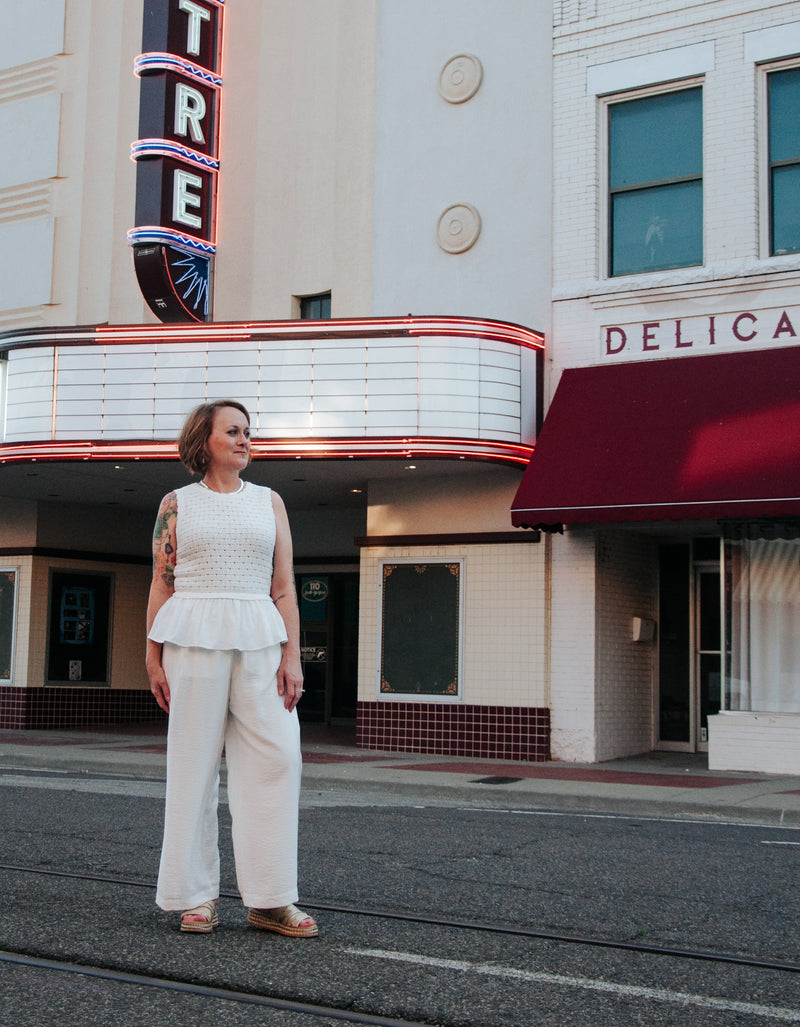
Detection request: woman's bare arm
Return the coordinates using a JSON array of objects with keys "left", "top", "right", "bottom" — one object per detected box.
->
[
  {"left": 270, "top": 491, "right": 304, "bottom": 711},
  {"left": 146, "top": 492, "right": 177, "bottom": 713}
]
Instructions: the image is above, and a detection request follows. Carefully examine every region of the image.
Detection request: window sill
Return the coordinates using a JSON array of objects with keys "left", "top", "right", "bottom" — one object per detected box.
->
[{"left": 554, "top": 254, "right": 800, "bottom": 304}]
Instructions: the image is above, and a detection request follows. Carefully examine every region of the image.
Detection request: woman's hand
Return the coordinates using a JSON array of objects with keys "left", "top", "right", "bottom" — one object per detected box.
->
[
  {"left": 146, "top": 642, "right": 171, "bottom": 713},
  {"left": 277, "top": 645, "right": 304, "bottom": 712}
]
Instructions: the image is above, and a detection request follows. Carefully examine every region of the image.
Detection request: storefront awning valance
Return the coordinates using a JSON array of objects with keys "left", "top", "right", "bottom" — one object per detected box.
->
[{"left": 511, "top": 347, "right": 800, "bottom": 528}]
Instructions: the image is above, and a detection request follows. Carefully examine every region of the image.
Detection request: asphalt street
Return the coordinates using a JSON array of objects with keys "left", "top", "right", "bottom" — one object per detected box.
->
[{"left": 1, "top": 729, "right": 799, "bottom": 1026}]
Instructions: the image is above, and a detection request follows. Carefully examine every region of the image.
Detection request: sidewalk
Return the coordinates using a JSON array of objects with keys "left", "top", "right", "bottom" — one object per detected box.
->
[{"left": 2, "top": 724, "right": 800, "bottom": 826}]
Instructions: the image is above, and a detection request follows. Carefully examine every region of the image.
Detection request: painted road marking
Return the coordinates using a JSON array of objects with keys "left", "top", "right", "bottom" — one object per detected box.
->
[
  {"left": 466, "top": 807, "right": 800, "bottom": 831},
  {"left": 344, "top": 947, "right": 800, "bottom": 1023}
]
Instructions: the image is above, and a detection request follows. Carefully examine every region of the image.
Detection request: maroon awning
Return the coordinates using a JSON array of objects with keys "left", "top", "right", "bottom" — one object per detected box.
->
[{"left": 511, "top": 347, "right": 800, "bottom": 527}]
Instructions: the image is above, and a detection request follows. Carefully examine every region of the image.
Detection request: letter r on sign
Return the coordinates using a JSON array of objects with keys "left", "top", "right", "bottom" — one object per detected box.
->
[{"left": 175, "top": 82, "right": 207, "bottom": 144}]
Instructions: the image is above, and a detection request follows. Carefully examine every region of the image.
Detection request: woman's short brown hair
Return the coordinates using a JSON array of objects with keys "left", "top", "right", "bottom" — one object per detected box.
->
[{"left": 178, "top": 400, "right": 251, "bottom": 475}]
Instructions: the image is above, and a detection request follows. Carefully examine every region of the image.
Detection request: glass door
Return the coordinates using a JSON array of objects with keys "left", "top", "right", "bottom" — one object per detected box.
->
[
  {"left": 296, "top": 571, "right": 359, "bottom": 724},
  {"left": 695, "top": 566, "right": 722, "bottom": 750},
  {"left": 658, "top": 541, "right": 722, "bottom": 752},
  {"left": 658, "top": 544, "right": 691, "bottom": 747}
]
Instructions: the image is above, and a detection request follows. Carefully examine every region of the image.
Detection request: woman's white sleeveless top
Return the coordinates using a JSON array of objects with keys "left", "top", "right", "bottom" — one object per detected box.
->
[{"left": 148, "top": 481, "right": 288, "bottom": 651}]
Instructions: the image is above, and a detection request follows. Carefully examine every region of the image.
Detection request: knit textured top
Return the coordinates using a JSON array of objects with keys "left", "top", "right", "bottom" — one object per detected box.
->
[{"left": 148, "top": 481, "right": 288, "bottom": 651}]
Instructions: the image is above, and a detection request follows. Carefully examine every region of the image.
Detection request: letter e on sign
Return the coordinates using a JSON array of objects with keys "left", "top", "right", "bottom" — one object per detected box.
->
[{"left": 173, "top": 169, "right": 203, "bottom": 228}]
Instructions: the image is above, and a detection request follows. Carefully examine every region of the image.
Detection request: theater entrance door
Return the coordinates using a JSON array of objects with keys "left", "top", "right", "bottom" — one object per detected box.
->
[{"left": 295, "top": 572, "right": 359, "bottom": 724}]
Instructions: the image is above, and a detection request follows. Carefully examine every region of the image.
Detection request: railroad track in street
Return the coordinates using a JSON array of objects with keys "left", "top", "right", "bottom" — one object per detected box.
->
[
  {"left": 2, "top": 862, "right": 799, "bottom": 974},
  {"left": 3, "top": 861, "right": 800, "bottom": 1026}
]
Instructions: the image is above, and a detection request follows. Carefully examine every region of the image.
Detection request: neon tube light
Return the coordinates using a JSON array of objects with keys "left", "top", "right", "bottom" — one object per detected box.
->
[
  {"left": 130, "top": 139, "right": 220, "bottom": 170},
  {"left": 134, "top": 52, "right": 222, "bottom": 87},
  {"left": 0, "top": 316, "right": 544, "bottom": 353},
  {"left": 0, "top": 438, "right": 533, "bottom": 467}
]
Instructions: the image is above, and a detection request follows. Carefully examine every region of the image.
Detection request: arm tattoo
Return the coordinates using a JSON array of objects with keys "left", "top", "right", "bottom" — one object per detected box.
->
[{"left": 153, "top": 493, "right": 177, "bottom": 588}]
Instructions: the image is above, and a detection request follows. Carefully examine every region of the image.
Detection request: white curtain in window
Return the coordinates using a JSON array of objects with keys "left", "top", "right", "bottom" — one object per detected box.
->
[{"left": 728, "top": 539, "right": 800, "bottom": 713}]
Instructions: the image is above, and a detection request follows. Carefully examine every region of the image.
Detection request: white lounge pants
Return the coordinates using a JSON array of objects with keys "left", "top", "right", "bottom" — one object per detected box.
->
[{"left": 155, "top": 642, "right": 301, "bottom": 911}]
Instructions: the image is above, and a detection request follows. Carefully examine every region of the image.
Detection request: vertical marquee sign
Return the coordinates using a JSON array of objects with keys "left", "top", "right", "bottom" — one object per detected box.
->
[{"left": 127, "top": 0, "right": 224, "bottom": 322}]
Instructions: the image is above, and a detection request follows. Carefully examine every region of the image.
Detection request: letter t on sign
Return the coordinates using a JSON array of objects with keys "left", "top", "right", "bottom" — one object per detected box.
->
[{"left": 179, "top": 0, "right": 211, "bottom": 55}]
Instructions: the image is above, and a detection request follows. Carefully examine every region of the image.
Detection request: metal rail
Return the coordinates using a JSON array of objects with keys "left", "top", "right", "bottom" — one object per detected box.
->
[
  {"left": 0, "top": 948, "right": 433, "bottom": 1027},
  {"left": 1, "top": 862, "right": 798, "bottom": 975}
]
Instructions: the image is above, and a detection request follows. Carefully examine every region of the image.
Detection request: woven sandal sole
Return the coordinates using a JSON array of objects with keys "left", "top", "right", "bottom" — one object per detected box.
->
[
  {"left": 180, "top": 909, "right": 219, "bottom": 933},
  {"left": 247, "top": 908, "right": 318, "bottom": 937}
]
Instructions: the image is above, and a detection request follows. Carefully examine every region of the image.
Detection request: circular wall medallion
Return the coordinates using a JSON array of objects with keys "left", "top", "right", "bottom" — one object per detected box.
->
[
  {"left": 437, "top": 204, "right": 481, "bottom": 254},
  {"left": 438, "top": 54, "right": 483, "bottom": 104}
]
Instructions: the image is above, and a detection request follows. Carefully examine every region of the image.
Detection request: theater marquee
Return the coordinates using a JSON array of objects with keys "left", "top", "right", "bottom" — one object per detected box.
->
[{"left": 127, "top": 0, "right": 223, "bottom": 322}]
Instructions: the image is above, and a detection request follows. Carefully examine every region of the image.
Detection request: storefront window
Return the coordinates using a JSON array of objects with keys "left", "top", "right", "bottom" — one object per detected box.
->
[
  {"left": 0, "top": 569, "right": 16, "bottom": 681},
  {"left": 47, "top": 570, "right": 112, "bottom": 684},
  {"left": 725, "top": 538, "right": 800, "bottom": 713}
]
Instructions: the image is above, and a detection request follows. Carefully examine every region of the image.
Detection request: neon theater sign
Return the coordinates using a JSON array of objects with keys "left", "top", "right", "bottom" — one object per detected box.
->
[{"left": 128, "top": 0, "right": 223, "bottom": 322}]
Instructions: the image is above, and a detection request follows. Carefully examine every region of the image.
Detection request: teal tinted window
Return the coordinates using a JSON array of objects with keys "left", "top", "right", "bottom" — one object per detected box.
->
[
  {"left": 609, "top": 88, "right": 703, "bottom": 275},
  {"left": 610, "top": 89, "right": 702, "bottom": 188},
  {"left": 300, "top": 293, "right": 331, "bottom": 319},
  {"left": 612, "top": 181, "right": 703, "bottom": 276},
  {"left": 769, "top": 68, "right": 800, "bottom": 255}
]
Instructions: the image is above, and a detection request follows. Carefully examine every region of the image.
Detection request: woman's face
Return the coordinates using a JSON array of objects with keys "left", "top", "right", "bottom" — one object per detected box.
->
[{"left": 205, "top": 406, "right": 251, "bottom": 474}]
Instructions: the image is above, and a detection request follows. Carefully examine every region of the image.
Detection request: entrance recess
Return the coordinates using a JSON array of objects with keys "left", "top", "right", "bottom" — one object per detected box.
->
[
  {"left": 296, "top": 571, "right": 358, "bottom": 724},
  {"left": 658, "top": 540, "right": 722, "bottom": 751}
]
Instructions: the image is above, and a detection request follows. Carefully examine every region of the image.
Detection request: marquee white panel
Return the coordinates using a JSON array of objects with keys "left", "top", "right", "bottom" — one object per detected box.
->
[{"left": 2, "top": 334, "right": 527, "bottom": 446}]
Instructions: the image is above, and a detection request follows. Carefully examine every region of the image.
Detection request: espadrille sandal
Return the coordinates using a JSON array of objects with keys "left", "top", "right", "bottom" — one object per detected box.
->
[
  {"left": 180, "top": 899, "right": 219, "bottom": 933},
  {"left": 247, "top": 903, "right": 318, "bottom": 937}
]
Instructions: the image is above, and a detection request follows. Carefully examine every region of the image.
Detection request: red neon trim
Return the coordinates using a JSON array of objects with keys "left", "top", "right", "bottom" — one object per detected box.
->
[
  {"left": 127, "top": 225, "right": 217, "bottom": 252},
  {"left": 1, "top": 317, "right": 544, "bottom": 355},
  {"left": 92, "top": 316, "right": 545, "bottom": 349},
  {"left": 134, "top": 52, "right": 223, "bottom": 86},
  {"left": 130, "top": 139, "right": 220, "bottom": 168},
  {"left": 0, "top": 437, "right": 533, "bottom": 467},
  {"left": 210, "top": 1, "right": 224, "bottom": 282}
]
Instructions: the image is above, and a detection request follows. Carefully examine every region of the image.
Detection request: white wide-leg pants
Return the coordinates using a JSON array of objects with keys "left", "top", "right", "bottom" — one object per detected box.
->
[{"left": 155, "top": 642, "right": 301, "bottom": 911}]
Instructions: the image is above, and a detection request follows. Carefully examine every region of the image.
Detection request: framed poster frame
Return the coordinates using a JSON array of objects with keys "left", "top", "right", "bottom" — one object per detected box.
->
[{"left": 377, "top": 557, "right": 464, "bottom": 700}]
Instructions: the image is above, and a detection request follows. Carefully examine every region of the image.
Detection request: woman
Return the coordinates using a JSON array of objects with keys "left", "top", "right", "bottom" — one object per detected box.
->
[{"left": 146, "top": 399, "right": 317, "bottom": 937}]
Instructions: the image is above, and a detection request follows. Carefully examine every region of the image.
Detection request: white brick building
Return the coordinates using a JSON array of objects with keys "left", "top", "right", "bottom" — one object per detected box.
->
[{"left": 514, "top": 0, "right": 800, "bottom": 772}]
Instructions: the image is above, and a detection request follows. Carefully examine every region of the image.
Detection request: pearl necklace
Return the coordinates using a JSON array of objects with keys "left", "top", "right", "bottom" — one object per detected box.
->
[{"left": 199, "top": 479, "right": 245, "bottom": 494}]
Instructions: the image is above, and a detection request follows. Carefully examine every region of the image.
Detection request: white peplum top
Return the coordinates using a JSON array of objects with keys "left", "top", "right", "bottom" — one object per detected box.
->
[{"left": 148, "top": 481, "right": 288, "bottom": 651}]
